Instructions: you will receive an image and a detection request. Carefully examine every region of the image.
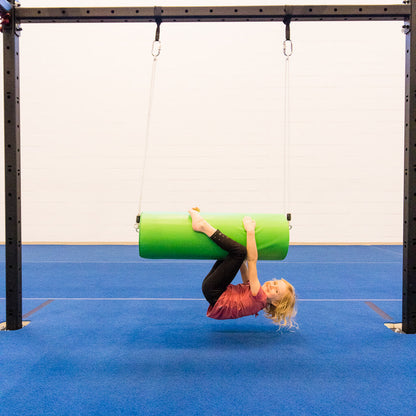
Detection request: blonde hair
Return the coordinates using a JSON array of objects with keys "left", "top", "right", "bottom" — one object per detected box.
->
[{"left": 263, "top": 279, "right": 297, "bottom": 329}]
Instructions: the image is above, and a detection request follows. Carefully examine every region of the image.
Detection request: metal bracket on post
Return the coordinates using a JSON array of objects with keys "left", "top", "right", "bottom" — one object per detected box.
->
[{"left": 402, "top": 24, "right": 411, "bottom": 34}]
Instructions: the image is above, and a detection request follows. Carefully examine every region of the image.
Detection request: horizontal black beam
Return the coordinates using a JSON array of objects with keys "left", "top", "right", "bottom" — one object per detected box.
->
[{"left": 16, "top": 4, "right": 410, "bottom": 24}]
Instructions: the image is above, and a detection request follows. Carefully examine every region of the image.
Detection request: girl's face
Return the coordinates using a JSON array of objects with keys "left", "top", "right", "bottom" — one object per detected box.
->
[{"left": 262, "top": 279, "right": 288, "bottom": 301}]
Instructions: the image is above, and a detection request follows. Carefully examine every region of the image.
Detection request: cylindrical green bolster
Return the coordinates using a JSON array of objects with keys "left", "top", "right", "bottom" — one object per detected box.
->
[{"left": 138, "top": 212, "right": 289, "bottom": 260}]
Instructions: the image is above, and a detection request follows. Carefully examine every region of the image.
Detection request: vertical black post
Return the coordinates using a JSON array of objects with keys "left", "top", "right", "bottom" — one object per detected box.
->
[
  {"left": 403, "top": 1, "right": 416, "bottom": 334},
  {"left": 3, "top": 4, "right": 22, "bottom": 330}
]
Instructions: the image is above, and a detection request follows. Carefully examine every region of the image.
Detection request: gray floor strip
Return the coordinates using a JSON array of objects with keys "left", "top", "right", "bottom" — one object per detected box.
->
[
  {"left": 365, "top": 301, "right": 394, "bottom": 321},
  {"left": 22, "top": 300, "right": 54, "bottom": 319}
]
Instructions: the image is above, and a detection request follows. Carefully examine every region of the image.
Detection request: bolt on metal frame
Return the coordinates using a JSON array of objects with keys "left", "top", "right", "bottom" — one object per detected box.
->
[{"left": 1, "top": 2, "right": 415, "bottom": 333}]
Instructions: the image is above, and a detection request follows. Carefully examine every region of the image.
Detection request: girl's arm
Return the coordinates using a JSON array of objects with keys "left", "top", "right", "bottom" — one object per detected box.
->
[
  {"left": 240, "top": 261, "right": 249, "bottom": 284},
  {"left": 243, "top": 217, "right": 261, "bottom": 296}
]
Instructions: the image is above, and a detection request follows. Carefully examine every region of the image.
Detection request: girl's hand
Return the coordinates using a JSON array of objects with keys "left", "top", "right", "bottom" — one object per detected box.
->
[{"left": 243, "top": 216, "right": 256, "bottom": 233}]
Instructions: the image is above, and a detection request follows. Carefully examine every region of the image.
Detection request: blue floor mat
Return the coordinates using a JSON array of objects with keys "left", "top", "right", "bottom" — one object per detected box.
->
[{"left": 0, "top": 245, "right": 414, "bottom": 416}]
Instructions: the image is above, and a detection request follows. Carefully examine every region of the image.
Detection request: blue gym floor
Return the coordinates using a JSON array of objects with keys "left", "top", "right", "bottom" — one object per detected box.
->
[{"left": 1, "top": 245, "right": 415, "bottom": 416}]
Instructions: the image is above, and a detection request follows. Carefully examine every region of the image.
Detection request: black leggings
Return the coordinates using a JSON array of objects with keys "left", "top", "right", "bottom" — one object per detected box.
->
[{"left": 202, "top": 230, "right": 247, "bottom": 306}]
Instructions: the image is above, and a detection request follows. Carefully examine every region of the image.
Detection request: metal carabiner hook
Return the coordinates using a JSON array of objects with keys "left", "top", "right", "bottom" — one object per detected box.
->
[
  {"left": 152, "top": 40, "right": 162, "bottom": 57},
  {"left": 283, "top": 40, "right": 293, "bottom": 57}
]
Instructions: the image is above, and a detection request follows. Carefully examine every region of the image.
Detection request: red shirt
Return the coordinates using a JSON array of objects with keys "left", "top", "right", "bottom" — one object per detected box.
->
[{"left": 207, "top": 283, "right": 268, "bottom": 320}]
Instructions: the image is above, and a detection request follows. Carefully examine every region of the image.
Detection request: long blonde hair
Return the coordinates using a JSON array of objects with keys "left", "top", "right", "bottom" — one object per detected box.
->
[{"left": 264, "top": 279, "right": 297, "bottom": 328}]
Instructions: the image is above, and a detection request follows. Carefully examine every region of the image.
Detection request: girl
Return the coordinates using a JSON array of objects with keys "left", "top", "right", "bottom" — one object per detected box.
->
[{"left": 188, "top": 208, "right": 297, "bottom": 328}]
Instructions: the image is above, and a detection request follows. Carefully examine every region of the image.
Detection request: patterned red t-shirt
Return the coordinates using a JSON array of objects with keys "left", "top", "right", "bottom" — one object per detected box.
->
[{"left": 207, "top": 283, "right": 268, "bottom": 320}]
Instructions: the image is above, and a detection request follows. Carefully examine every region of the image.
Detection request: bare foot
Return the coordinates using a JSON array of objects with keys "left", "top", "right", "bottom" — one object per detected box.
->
[{"left": 188, "top": 209, "right": 206, "bottom": 233}]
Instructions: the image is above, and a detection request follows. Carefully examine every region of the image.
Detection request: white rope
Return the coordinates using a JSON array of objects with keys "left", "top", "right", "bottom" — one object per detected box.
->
[
  {"left": 283, "top": 56, "right": 289, "bottom": 217},
  {"left": 283, "top": 51, "right": 291, "bottom": 224},
  {"left": 137, "top": 44, "right": 161, "bottom": 217}
]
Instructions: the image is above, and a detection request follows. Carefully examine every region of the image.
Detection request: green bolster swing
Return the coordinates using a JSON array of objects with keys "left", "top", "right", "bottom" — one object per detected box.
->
[{"left": 138, "top": 212, "right": 289, "bottom": 260}]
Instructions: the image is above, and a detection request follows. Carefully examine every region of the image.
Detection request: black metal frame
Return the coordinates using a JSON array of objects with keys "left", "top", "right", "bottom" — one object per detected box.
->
[{"left": 1, "top": 3, "right": 415, "bottom": 333}]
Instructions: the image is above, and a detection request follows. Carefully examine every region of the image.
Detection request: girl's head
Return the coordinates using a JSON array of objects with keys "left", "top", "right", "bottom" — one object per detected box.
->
[{"left": 262, "top": 279, "right": 297, "bottom": 328}]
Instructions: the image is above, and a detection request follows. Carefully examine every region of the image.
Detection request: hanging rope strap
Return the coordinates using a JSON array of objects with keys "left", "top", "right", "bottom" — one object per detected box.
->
[
  {"left": 136, "top": 9, "right": 162, "bottom": 226},
  {"left": 283, "top": 15, "right": 293, "bottom": 58},
  {"left": 152, "top": 7, "right": 162, "bottom": 57},
  {"left": 283, "top": 15, "right": 292, "bottom": 224}
]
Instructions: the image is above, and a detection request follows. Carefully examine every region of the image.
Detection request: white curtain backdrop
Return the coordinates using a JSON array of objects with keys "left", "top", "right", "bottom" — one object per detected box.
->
[{"left": 0, "top": 0, "right": 405, "bottom": 243}]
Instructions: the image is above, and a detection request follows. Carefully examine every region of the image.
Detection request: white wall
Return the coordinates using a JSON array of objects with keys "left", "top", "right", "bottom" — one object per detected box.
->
[{"left": 0, "top": 0, "right": 406, "bottom": 243}]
